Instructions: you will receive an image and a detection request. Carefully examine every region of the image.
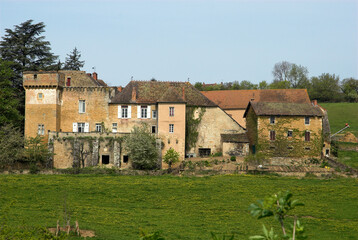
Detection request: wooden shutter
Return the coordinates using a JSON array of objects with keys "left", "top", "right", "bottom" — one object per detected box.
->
[
  {"left": 73, "top": 123, "right": 78, "bottom": 132},
  {"left": 137, "top": 105, "right": 141, "bottom": 119},
  {"left": 118, "top": 106, "right": 122, "bottom": 118},
  {"left": 84, "top": 123, "right": 89, "bottom": 133},
  {"left": 128, "top": 106, "right": 132, "bottom": 118},
  {"left": 147, "top": 106, "right": 151, "bottom": 119}
]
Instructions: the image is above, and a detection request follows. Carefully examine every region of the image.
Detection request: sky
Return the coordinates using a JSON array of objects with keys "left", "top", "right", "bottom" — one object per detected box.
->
[{"left": 0, "top": 0, "right": 357, "bottom": 87}]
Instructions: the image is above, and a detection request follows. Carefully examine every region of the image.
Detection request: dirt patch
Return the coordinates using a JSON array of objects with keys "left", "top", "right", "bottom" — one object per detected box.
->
[{"left": 339, "top": 132, "right": 358, "bottom": 143}]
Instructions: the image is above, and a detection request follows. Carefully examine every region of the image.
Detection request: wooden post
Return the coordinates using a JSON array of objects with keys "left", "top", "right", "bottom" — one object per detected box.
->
[
  {"left": 75, "top": 220, "right": 80, "bottom": 236},
  {"left": 66, "top": 220, "right": 70, "bottom": 235},
  {"left": 56, "top": 220, "right": 60, "bottom": 236}
]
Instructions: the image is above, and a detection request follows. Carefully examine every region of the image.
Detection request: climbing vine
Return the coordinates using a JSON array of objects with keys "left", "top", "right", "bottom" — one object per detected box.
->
[{"left": 185, "top": 107, "right": 206, "bottom": 152}]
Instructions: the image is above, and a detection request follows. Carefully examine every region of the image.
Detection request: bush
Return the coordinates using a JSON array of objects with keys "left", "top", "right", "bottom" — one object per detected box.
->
[
  {"left": 125, "top": 123, "right": 159, "bottom": 170},
  {"left": 0, "top": 124, "right": 24, "bottom": 169},
  {"left": 230, "top": 156, "right": 236, "bottom": 161},
  {"left": 163, "top": 148, "right": 180, "bottom": 169},
  {"left": 24, "top": 135, "right": 53, "bottom": 168},
  {"left": 212, "top": 152, "right": 223, "bottom": 157}
]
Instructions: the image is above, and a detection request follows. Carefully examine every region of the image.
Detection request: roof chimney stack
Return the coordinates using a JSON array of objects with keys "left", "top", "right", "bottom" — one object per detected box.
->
[
  {"left": 118, "top": 86, "right": 122, "bottom": 92},
  {"left": 132, "top": 87, "right": 136, "bottom": 101},
  {"left": 93, "top": 72, "right": 98, "bottom": 80},
  {"left": 312, "top": 100, "right": 317, "bottom": 106}
]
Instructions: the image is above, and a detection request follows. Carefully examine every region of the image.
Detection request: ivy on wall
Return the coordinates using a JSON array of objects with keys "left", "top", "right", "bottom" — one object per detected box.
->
[{"left": 185, "top": 107, "right": 206, "bottom": 152}]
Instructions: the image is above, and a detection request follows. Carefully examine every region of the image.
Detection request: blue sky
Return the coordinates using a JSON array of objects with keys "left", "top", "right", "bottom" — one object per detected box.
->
[{"left": 0, "top": 0, "right": 357, "bottom": 86}]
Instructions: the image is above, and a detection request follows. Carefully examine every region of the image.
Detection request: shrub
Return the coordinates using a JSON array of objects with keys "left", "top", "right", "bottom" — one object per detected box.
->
[
  {"left": 0, "top": 124, "right": 24, "bottom": 169},
  {"left": 230, "top": 156, "right": 236, "bottom": 162},
  {"left": 125, "top": 123, "right": 159, "bottom": 170},
  {"left": 24, "top": 135, "right": 53, "bottom": 168},
  {"left": 212, "top": 152, "right": 223, "bottom": 157},
  {"left": 163, "top": 148, "right": 180, "bottom": 169}
]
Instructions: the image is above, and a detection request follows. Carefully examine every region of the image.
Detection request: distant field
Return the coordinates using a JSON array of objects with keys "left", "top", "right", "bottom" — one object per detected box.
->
[
  {"left": 0, "top": 175, "right": 357, "bottom": 240},
  {"left": 320, "top": 102, "right": 358, "bottom": 137}
]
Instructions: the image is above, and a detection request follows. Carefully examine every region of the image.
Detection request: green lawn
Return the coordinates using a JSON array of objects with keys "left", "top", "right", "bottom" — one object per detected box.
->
[
  {"left": 338, "top": 150, "right": 358, "bottom": 170},
  {"left": 0, "top": 175, "right": 357, "bottom": 239},
  {"left": 320, "top": 102, "right": 358, "bottom": 137}
]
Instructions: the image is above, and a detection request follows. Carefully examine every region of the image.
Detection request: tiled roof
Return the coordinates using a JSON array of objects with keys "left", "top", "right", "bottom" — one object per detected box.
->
[
  {"left": 201, "top": 89, "right": 310, "bottom": 109},
  {"left": 243, "top": 102, "right": 324, "bottom": 117},
  {"left": 110, "top": 81, "right": 217, "bottom": 106}
]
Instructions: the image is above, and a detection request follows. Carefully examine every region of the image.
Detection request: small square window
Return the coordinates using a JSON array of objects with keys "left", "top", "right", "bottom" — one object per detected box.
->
[
  {"left": 169, "top": 124, "right": 174, "bottom": 133},
  {"left": 152, "top": 110, "right": 157, "bottom": 119},
  {"left": 95, "top": 123, "right": 102, "bottom": 132},
  {"left": 270, "top": 116, "right": 275, "bottom": 124},
  {"left": 66, "top": 77, "right": 71, "bottom": 87},
  {"left": 37, "top": 124, "right": 44, "bottom": 135},
  {"left": 152, "top": 125, "right": 156, "bottom": 133},
  {"left": 169, "top": 107, "right": 174, "bottom": 117},
  {"left": 305, "top": 117, "right": 310, "bottom": 125},
  {"left": 112, "top": 123, "right": 118, "bottom": 133},
  {"left": 34, "top": 74, "right": 37, "bottom": 79},
  {"left": 38, "top": 93, "right": 43, "bottom": 99},
  {"left": 79, "top": 100, "right": 86, "bottom": 113},
  {"left": 287, "top": 130, "right": 293, "bottom": 137}
]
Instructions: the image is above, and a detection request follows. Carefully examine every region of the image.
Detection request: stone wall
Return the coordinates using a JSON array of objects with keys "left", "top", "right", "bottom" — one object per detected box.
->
[
  {"left": 195, "top": 107, "right": 245, "bottom": 156},
  {"left": 222, "top": 142, "right": 249, "bottom": 157}
]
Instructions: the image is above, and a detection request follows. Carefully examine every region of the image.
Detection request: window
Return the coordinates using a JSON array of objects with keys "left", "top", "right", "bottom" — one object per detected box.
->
[
  {"left": 37, "top": 124, "right": 44, "bottom": 135},
  {"left": 270, "top": 130, "right": 276, "bottom": 141},
  {"left": 169, "top": 124, "right": 174, "bottom": 133},
  {"left": 152, "top": 110, "right": 157, "bottom": 119},
  {"left": 199, "top": 148, "right": 211, "bottom": 157},
  {"left": 95, "top": 123, "right": 102, "bottom": 132},
  {"left": 305, "top": 117, "right": 310, "bottom": 125},
  {"left": 270, "top": 116, "right": 275, "bottom": 124},
  {"left": 34, "top": 74, "right": 37, "bottom": 79},
  {"left": 38, "top": 93, "right": 43, "bottom": 100},
  {"left": 66, "top": 77, "right": 71, "bottom": 87},
  {"left": 305, "top": 131, "right": 310, "bottom": 142},
  {"left": 102, "top": 155, "right": 109, "bottom": 165},
  {"left": 169, "top": 107, "right": 174, "bottom": 117},
  {"left": 112, "top": 123, "right": 118, "bottom": 133},
  {"left": 287, "top": 130, "right": 293, "bottom": 137},
  {"left": 151, "top": 125, "right": 156, "bottom": 133},
  {"left": 123, "top": 155, "right": 129, "bottom": 163},
  {"left": 78, "top": 123, "right": 85, "bottom": 133},
  {"left": 141, "top": 106, "right": 148, "bottom": 118},
  {"left": 122, "top": 106, "right": 128, "bottom": 118},
  {"left": 79, "top": 100, "right": 85, "bottom": 113}
]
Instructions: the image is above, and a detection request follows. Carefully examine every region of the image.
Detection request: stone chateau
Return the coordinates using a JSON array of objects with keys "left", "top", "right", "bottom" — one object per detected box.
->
[{"left": 23, "top": 70, "right": 330, "bottom": 169}]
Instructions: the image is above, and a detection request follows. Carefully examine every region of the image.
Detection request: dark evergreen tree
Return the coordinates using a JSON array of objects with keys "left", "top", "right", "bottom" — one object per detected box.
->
[
  {"left": 0, "top": 59, "right": 23, "bottom": 127},
  {"left": 0, "top": 20, "right": 58, "bottom": 87},
  {"left": 64, "top": 47, "right": 85, "bottom": 70}
]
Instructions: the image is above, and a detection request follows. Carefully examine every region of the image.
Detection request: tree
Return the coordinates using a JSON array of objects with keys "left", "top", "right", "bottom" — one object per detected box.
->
[
  {"left": 310, "top": 73, "right": 343, "bottom": 102},
  {"left": 240, "top": 80, "right": 257, "bottom": 90},
  {"left": 0, "top": 19, "right": 58, "bottom": 85},
  {"left": 24, "top": 135, "right": 53, "bottom": 167},
  {"left": 64, "top": 47, "right": 85, "bottom": 70},
  {"left": 125, "top": 123, "right": 159, "bottom": 170},
  {"left": 341, "top": 78, "right": 358, "bottom": 102},
  {"left": 272, "top": 61, "right": 309, "bottom": 89},
  {"left": 0, "top": 58, "right": 23, "bottom": 127},
  {"left": 258, "top": 81, "right": 269, "bottom": 89},
  {"left": 163, "top": 148, "right": 180, "bottom": 169},
  {"left": 0, "top": 124, "right": 24, "bottom": 169}
]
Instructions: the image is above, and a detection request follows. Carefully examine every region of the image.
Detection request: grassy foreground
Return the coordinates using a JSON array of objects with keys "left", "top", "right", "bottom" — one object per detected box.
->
[
  {"left": 320, "top": 102, "right": 358, "bottom": 136},
  {"left": 0, "top": 175, "right": 357, "bottom": 239}
]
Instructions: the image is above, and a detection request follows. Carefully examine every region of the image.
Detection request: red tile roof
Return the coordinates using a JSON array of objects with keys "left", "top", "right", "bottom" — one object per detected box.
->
[{"left": 201, "top": 89, "right": 310, "bottom": 109}]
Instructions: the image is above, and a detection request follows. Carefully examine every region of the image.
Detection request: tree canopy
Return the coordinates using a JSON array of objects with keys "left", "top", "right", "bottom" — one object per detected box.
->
[{"left": 64, "top": 47, "right": 85, "bottom": 70}]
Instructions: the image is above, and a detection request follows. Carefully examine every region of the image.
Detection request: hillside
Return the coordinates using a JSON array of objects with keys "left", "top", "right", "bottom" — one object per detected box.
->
[{"left": 320, "top": 103, "right": 358, "bottom": 137}]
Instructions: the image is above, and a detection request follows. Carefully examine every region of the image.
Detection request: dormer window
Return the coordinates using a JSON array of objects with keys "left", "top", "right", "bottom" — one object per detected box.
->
[
  {"left": 66, "top": 77, "right": 71, "bottom": 87},
  {"left": 270, "top": 116, "right": 275, "bottom": 124}
]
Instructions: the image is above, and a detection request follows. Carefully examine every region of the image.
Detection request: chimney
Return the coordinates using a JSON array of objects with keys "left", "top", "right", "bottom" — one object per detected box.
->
[
  {"left": 132, "top": 87, "right": 136, "bottom": 101},
  {"left": 118, "top": 86, "right": 122, "bottom": 92},
  {"left": 182, "top": 86, "right": 185, "bottom": 101},
  {"left": 312, "top": 100, "right": 317, "bottom": 106},
  {"left": 93, "top": 72, "right": 98, "bottom": 80}
]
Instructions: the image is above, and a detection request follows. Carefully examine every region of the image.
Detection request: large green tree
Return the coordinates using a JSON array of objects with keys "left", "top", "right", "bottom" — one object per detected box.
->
[
  {"left": 310, "top": 73, "right": 343, "bottom": 102},
  {"left": 272, "top": 61, "right": 309, "bottom": 89},
  {"left": 0, "top": 58, "right": 23, "bottom": 127},
  {"left": 0, "top": 20, "right": 58, "bottom": 87},
  {"left": 341, "top": 77, "right": 358, "bottom": 102},
  {"left": 64, "top": 47, "right": 85, "bottom": 70}
]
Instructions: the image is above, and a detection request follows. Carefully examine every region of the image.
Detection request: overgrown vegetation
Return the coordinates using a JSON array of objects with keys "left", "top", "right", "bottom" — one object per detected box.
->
[
  {"left": 125, "top": 123, "right": 159, "bottom": 170},
  {"left": 163, "top": 148, "right": 180, "bottom": 170},
  {"left": 185, "top": 106, "right": 206, "bottom": 152}
]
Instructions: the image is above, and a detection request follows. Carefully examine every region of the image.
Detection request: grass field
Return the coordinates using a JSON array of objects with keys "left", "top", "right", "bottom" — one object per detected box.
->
[
  {"left": 319, "top": 102, "right": 358, "bottom": 137},
  {"left": 0, "top": 175, "right": 357, "bottom": 239}
]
